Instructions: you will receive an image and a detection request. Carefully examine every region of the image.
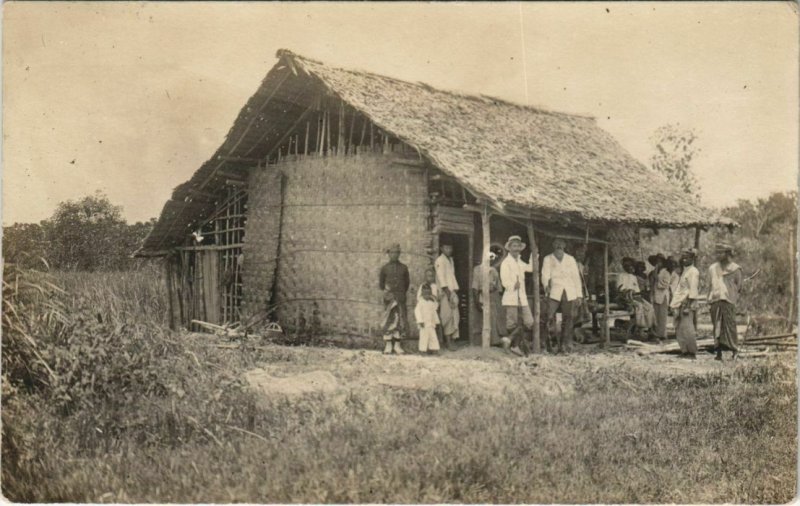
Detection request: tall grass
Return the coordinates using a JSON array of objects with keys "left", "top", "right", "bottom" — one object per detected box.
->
[{"left": 2, "top": 268, "right": 796, "bottom": 503}]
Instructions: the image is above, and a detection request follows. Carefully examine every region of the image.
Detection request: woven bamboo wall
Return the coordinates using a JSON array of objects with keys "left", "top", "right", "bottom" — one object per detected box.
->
[
  {"left": 245, "top": 153, "right": 431, "bottom": 338},
  {"left": 607, "top": 225, "right": 641, "bottom": 271},
  {"left": 241, "top": 169, "right": 284, "bottom": 321}
]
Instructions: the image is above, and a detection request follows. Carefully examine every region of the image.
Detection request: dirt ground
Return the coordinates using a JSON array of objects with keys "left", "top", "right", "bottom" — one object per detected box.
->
[{"left": 236, "top": 336, "right": 795, "bottom": 402}]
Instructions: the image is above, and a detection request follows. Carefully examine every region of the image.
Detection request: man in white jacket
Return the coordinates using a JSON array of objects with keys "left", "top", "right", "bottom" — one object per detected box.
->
[
  {"left": 541, "top": 238, "right": 583, "bottom": 353},
  {"left": 500, "top": 235, "right": 534, "bottom": 355}
]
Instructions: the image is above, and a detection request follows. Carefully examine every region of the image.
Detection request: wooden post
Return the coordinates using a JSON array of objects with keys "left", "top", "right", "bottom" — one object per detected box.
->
[
  {"left": 304, "top": 121, "right": 309, "bottom": 156},
  {"left": 789, "top": 225, "right": 797, "bottom": 331},
  {"left": 347, "top": 107, "right": 356, "bottom": 155},
  {"left": 481, "top": 206, "right": 492, "bottom": 349},
  {"left": 337, "top": 100, "right": 345, "bottom": 156},
  {"left": 603, "top": 242, "right": 610, "bottom": 346},
  {"left": 165, "top": 255, "right": 176, "bottom": 331},
  {"left": 694, "top": 227, "right": 701, "bottom": 249},
  {"left": 527, "top": 221, "right": 541, "bottom": 353}
]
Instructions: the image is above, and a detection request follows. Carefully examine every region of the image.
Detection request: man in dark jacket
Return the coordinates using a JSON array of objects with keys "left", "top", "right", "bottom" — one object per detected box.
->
[{"left": 379, "top": 243, "right": 410, "bottom": 347}]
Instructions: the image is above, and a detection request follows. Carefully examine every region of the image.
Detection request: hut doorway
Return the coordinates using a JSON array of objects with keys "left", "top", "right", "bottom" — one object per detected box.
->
[{"left": 439, "top": 232, "right": 472, "bottom": 342}]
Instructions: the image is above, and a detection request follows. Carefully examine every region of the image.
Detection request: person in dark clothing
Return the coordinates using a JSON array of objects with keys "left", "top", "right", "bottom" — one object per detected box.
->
[{"left": 378, "top": 243, "right": 410, "bottom": 345}]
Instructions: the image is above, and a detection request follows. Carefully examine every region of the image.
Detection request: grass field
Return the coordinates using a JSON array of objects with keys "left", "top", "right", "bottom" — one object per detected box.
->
[{"left": 2, "top": 268, "right": 797, "bottom": 503}]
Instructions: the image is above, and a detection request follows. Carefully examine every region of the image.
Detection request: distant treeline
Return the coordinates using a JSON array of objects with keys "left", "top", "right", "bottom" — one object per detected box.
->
[{"left": 3, "top": 192, "right": 156, "bottom": 271}]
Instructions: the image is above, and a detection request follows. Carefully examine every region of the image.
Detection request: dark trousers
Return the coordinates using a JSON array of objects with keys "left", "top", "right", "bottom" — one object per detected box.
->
[{"left": 545, "top": 291, "right": 574, "bottom": 351}]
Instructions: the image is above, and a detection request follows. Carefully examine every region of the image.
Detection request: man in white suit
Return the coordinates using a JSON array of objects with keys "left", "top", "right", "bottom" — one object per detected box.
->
[{"left": 541, "top": 238, "right": 583, "bottom": 353}]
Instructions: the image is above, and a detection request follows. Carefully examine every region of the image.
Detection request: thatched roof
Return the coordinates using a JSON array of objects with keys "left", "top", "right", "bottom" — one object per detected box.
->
[{"left": 138, "top": 49, "right": 730, "bottom": 255}]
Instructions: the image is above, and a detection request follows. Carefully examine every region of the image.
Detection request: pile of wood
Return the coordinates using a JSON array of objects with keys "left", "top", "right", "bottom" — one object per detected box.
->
[{"left": 625, "top": 332, "right": 796, "bottom": 357}]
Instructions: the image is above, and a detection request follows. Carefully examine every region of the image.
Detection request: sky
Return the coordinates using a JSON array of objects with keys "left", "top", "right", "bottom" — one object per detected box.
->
[{"left": 3, "top": 1, "right": 798, "bottom": 225}]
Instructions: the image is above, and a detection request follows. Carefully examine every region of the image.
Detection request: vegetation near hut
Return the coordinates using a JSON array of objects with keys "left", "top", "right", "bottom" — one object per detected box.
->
[
  {"left": 2, "top": 247, "right": 797, "bottom": 503},
  {"left": 3, "top": 191, "right": 156, "bottom": 271}
]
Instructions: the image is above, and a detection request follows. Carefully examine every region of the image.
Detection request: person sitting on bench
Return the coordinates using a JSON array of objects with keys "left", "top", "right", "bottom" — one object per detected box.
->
[{"left": 617, "top": 257, "right": 656, "bottom": 339}]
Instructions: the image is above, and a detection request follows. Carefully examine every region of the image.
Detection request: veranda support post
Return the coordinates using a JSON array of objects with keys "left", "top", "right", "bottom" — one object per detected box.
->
[
  {"left": 527, "top": 221, "right": 541, "bottom": 353},
  {"left": 481, "top": 205, "right": 492, "bottom": 349},
  {"left": 603, "top": 242, "right": 610, "bottom": 346}
]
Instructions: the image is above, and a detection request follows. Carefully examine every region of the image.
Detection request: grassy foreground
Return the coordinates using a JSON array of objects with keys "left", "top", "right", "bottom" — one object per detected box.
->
[{"left": 2, "top": 268, "right": 797, "bottom": 503}]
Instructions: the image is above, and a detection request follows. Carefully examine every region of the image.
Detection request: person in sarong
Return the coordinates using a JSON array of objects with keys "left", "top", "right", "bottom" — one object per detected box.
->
[
  {"left": 378, "top": 243, "right": 410, "bottom": 340},
  {"left": 381, "top": 290, "right": 404, "bottom": 355},
  {"left": 415, "top": 283, "right": 441, "bottom": 354},
  {"left": 617, "top": 258, "right": 656, "bottom": 338},
  {"left": 471, "top": 246, "right": 506, "bottom": 346},
  {"left": 648, "top": 254, "right": 671, "bottom": 341},
  {"left": 670, "top": 249, "right": 700, "bottom": 359},
  {"left": 435, "top": 243, "right": 459, "bottom": 350},
  {"left": 634, "top": 261, "right": 651, "bottom": 302},
  {"left": 707, "top": 243, "right": 743, "bottom": 361}
]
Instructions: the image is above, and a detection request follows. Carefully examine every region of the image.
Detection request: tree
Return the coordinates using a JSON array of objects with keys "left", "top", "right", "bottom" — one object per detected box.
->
[
  {"left": 3, "top": 223, "right": 49, "bottom": 269},
  {"left": 42, "top": 192, "right": 151, "bottom": 271},
  {"left": 650, "top": 124, "right": 701, "bottom": 199},
  {"left": 723, "top": 191, "right": 797, "bottom": 239}
]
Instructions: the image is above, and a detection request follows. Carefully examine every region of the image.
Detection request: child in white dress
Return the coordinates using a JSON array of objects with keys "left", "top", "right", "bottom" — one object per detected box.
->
[{"left": 415, "top": 283, "right": 441, "bottom": 354}]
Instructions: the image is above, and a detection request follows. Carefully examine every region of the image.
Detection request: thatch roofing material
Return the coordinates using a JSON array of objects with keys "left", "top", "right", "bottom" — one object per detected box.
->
[
  {"left": 282, "top": 50, "right": 724, "bottom": 227},
  {"left": 138, "top": 49, "right": 730, "bottom": 256}
]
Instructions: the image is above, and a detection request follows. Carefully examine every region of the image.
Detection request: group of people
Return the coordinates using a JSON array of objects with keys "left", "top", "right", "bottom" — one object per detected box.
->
[
  {"left": 378, "top": 242, "right": 462, "bottom": 355},
  {"left": 378, "top": 237, "right": 744, "bottom": 361},
  {"left": 379, "top": 235, "right": 588, "bottom": 356},
  {"left": 623, "top": 244, "right": 743, "bottom": 360}
]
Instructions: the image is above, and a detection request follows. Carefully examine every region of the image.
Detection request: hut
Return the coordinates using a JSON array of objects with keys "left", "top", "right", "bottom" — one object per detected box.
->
[{"left": 136, "top": 49, "right": 731, "bottom": 348}]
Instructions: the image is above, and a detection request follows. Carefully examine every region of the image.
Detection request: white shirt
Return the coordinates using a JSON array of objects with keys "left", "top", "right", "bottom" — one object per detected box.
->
[
  {"left": 541, "top": 253, "right": 582, "bottom": 302},
  {"left": 435, "top": 254, "right": 459, "bottom": 291},
  {"left": 616, "top": 272, "right": 641, "bottom": 293},
  {"left": 500, "top": 254, "right": 533, "bottom": 306},
  {"left": 670, "top": 265, "right": 699, "bottom": 309}
]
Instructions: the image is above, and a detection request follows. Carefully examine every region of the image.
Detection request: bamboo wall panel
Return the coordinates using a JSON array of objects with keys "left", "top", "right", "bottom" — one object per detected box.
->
[
  {"left": 245, "top": 153, "right": 430, "bottom": 337},
  {"left": 241, "top": 169, "right": 284, "bottom": 322}
]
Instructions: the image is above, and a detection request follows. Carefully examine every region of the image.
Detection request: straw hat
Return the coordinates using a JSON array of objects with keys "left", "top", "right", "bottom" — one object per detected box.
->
[
  {"left": 681, "top": 247, "right": 698, "bottom": 259},
  {"left": 504, "top": 235, "right": 525, "bottom": 251},
  {"left": 714, "top": 242, "right": 735, "bottom": 255}
]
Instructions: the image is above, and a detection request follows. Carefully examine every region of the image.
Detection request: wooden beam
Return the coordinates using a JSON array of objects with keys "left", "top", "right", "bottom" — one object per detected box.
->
[
  {"left": 337, "top": 99, "right": 345, "bottom": 156},
  {"left": 304, "top": 121, "right": 310, "bottom": 156},
  {"left": 527, "top": 221, "right": 541, "bottom": 354},
  {"left": 177, "top": 243, "right": 244, "bottom": 252},
  {"left": 694, "top": 227, "right": 701, "bottom": 249},
  {"left": 603, "top": 242, "right": 610, "bottom": 346},
  {"left": 216, "top": 169, "right": 247, "bottom": 181},
  {"left": 217, "top": 156, "right": 262, "bottom": 164},
  {"left": 481, "top": 205, "right": 492, "bottom": 349},
  {"left": 392, "top": 159, "right": 427, "bottom": 168},
  {"left": 165, "top": 257, "right": 176, "bottom": 331},
  {"left": 188, "top": 188, "right": 218, "bottom": 201},
  {"left": 225, "top": 68, "right": 291, "bottom": 155}
]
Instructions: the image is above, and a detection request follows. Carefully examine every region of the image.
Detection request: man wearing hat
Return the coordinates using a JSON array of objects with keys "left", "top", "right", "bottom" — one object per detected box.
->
[
  {"left": 707, "top": 243, "right": 743, "bottom": 361},
  {"left": 379, "top": 243, "right": 410, "bottom": 353},
  {"left": 670, "top": 248, "right": 700, "bottom": 359},
  {"left": 541, "top": 238, "right": 584, "bottom": 353},
  {"left": 500, "top": 235, "right": 534, "bottom": 354}
]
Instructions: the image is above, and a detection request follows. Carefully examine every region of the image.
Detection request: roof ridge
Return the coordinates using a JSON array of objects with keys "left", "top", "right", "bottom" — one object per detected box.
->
[{"left": 277, "top": 48, "right": 595, "bottom": 121}]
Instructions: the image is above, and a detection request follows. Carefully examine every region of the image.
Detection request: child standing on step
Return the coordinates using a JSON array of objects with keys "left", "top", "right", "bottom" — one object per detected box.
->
[{"left": 415, "top": 283, "right": 441, "bottom": 354}]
